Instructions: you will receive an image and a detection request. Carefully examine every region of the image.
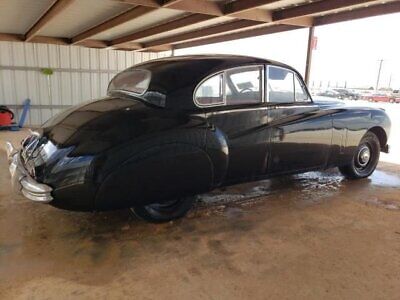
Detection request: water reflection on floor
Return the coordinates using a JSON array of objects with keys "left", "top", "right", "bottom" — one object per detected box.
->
[{"left": 198, "top": 166, "right": 400, "bottom": 212}]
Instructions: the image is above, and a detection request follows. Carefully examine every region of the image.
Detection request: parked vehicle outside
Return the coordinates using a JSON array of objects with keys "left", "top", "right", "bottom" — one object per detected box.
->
[
  {"left": 389, "top": 90, "right": 400, "bottom": 103},
  {"left": 6, "top": 55, "right": 391, "bottom": 223},
  {"left": 316, "top": 89, "right": 341, "bottom": 99},
  {"left": 332, "top": 88, "right": 360, "bottom": 100},
  {"left": 367, "top": 93, "right": 391, "bottom": 103}
]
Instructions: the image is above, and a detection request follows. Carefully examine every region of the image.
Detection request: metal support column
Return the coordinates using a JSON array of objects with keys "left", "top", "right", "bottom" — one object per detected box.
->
[{"left": 304, "top": 26, "right": 315, "bottom": 86}]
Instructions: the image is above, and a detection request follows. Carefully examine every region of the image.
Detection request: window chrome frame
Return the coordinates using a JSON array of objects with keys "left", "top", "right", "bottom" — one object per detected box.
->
[
  {"left": 193, "top": 64, "right": 265, "bottom": 108},
  {"left": 266, "top": 65, "right": 313, "bottom": 104}
]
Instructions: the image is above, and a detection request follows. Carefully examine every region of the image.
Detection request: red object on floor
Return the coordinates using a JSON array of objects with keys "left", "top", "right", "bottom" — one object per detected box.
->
[{"left": 0, "top": 110, "right": 13, "bottom": 126}]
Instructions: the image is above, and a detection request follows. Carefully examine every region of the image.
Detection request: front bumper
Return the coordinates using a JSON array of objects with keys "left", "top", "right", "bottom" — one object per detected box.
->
[{"left": 6, "top": 142, "right": 53, "bottom": 203}]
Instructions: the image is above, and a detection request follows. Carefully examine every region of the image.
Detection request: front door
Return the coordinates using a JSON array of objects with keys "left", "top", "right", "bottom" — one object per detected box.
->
[{"left": 266, "top": 65, "right": 333, "bottom": 174}]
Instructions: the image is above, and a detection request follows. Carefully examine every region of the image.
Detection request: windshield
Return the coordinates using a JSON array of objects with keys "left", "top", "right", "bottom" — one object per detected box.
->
[{"left": 108, "top": 69, "right": 151, "bottom": 95}]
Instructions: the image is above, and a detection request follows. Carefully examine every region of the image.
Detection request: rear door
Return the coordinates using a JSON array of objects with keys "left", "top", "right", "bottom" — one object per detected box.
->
[
  {"left": 196, "top": 65, "right": 270, "bottom": 183},
  {"left": 266, "top": 65, "right": 333, "bottom": 174}
]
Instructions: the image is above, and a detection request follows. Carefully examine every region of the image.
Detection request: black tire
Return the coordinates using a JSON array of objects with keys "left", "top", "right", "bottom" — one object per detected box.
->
[
  {"left": 339, "top": 132, "right": 380, "bottom": 179},
  {"left": 131, "top": 196, "right": 196, "bottom": 223}
]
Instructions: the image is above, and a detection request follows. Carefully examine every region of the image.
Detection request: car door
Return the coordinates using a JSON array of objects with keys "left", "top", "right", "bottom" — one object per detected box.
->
[
  {"left": 196, "top": 65, "right": 270, "bottom": 183},
  {"left": 266, "top": 65, "right": 333, "bottom": 174}
]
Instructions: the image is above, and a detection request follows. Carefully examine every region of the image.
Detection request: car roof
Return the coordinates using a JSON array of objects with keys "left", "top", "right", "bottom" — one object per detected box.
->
[{"left": 113, "top": 55, "right": 300, "bottom": 110}]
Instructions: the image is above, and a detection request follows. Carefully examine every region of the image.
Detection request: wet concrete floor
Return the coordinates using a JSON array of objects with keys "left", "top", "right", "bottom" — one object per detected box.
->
[{"left": 1, "top": 130, "right": 400, "bottom": 299}]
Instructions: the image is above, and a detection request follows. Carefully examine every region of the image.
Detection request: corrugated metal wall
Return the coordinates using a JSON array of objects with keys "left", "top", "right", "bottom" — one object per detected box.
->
[{"left": 0, "top": 41, "right": 170, "bottom": 126}]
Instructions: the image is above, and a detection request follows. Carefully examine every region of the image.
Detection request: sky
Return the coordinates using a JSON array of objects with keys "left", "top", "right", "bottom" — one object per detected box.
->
[{"left": 176, "top": 12, "right": 400, "bottom": 90}]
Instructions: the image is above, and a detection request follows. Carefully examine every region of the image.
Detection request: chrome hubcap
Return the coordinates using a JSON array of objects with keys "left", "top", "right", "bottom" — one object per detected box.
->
[{"left": 357, "top": 145, "right": 371, "bottom": 167}]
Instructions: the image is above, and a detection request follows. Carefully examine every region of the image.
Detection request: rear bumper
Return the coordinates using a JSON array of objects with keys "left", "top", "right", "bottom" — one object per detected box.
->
[{"left": 6, "top": 142, "right": 53, "bottom": 203}]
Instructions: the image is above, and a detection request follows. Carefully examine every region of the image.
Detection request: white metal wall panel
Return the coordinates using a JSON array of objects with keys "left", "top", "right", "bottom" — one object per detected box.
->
[{"left": 0, "top": 41, "right": 170, "bottom": 126}]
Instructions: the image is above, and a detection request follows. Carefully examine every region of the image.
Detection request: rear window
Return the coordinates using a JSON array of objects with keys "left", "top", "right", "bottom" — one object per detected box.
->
[{"left": 108, "top": 69, "right": 151, "bottom": 95}]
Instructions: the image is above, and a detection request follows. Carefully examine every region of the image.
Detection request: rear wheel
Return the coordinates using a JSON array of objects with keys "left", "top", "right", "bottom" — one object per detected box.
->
[
  {"left": 131, "top": 196, "right": 196, "bottom": 223},
  {"left": 339, "top": 132, "right": 380, "bottom": 179}
]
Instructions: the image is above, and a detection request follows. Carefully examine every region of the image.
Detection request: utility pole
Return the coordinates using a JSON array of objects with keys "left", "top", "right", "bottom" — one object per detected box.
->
[
  {"left": 375, "top": 59, "right": 384, "bottom": 91},
  {"left": 388, "top": 73, "right": 392, "bottom": 89}
]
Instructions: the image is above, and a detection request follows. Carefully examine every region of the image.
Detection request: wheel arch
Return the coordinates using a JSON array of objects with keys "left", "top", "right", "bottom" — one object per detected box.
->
[{"left": 367, "top": 126, "right": 388, "bottom": 152}]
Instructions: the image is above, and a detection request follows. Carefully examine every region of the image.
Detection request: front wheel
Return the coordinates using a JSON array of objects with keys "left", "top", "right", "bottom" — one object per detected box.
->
[
  {"left": 338, "top": 132, "right": 380, "bottom": 179},
  {"left": 131, "top": 196, "right": 196, "bottom": 223}
]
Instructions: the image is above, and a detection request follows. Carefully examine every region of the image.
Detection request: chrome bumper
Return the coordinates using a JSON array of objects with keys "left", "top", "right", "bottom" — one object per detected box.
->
[{"left": 6, "top": 142, "right": 53, "bottom": 203}]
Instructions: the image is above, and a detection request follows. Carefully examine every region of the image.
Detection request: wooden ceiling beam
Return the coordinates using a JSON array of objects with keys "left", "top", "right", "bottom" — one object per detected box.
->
[
  {"left": 230, "top": 9, "right": 272, "bottom": 22},
  {"left": 29, "top": 36, "right": 70, "bottom": 45},
  {"left": 174, "top": 24, "right": 299, "bottom": 49},
  {"left": 141, "top": 19, "right": 262, "bottom": 50},
  {"left": 75, "top": 39, "right": 110, "bottom": 48},
  {"left": 0, "top": 33, "right": 24, "bottom": 42},
  {"left": 161, "top": 0, "right": 185, "bottom": 7},
  {"left": 273, "top": 0, "right": 377, "bottom": 21},
  {"left": 113, "top": 0, "right": 161, "bottom": 7},
  {"left": 110, "top": 0, "right": 282, "bottom": 47},
  {"left": 113, "top": 0, "right": 278, "bottom": 20},
  {"left": 277, "top": 16, "right": 314, "bottom": 27},
  {"left": 25, "top": 0, "right": 75, "bottom": 42},
  {"left": 224, "top": 0, "right": 279, "bottom": 15},
  {"left": 111, "top": 14, "right": 214, "bottom": 47},
  {"left": 165, "top": 0, "right": 223, "bottom": 16},
  {"left": 71, "top": 6, "right": 156, "bottom": 44},
  {"left": 314, "top": 1, "right": 400, "bottom": 26}
]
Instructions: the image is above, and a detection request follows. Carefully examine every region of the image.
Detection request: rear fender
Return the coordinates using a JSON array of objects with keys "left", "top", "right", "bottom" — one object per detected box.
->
[{"left": 95, "top": 143, "right": 213, "bottom": 210}]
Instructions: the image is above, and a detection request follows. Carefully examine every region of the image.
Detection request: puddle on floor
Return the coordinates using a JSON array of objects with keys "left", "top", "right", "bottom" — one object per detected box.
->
[
  {"left": 369, "top": 170, "right": 400, "bottom": 188},
  {"left": 196, "top": 168, "right": 400, "bottom": 212}
]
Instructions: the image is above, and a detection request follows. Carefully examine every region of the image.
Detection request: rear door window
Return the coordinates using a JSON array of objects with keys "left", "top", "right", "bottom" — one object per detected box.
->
[{"left": 225, "top": 66, "right": 263, "bottom": 105}]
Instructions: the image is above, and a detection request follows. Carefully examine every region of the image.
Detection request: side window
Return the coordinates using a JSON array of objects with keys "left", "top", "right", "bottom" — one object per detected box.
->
[
  {"left": 294, "top": 75, "right": 310, "bottom": 102},
  {"left": 225, "top": 66, "right": 262, "bottom": 105},
  {"left": 267, "top": 66, "right": 294, "bottom": 103},
  {"left": 195, "top": 73, "right": 223, "bottom": 106}
]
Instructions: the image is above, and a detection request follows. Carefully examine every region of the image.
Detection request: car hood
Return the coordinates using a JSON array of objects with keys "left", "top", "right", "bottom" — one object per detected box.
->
[{"left": 40, "top": 97, "right": 189, "bottom": 155}]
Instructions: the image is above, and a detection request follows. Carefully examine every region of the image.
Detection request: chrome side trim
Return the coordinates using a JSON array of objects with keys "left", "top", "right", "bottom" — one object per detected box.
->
[{"left": 7, "top": 142, "right": 53, "bottom": 203}]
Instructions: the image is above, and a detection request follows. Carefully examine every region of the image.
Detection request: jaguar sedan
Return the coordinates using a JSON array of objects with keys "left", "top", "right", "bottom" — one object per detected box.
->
[{"left": 7, "top": 55, "right": 391, "bottom": 222}]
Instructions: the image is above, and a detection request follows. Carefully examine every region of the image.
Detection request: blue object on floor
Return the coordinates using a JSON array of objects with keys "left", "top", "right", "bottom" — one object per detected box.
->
[{"left": 18, "top": 98, "right": 31, "bottom": 128}]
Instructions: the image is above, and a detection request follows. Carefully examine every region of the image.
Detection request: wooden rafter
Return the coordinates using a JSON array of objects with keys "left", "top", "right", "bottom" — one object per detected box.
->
[
  {"left": 113, "top": 0, "right": 279, "bottom": 19},
  {"left": 111, "top": 14, "right": 215, "bottom": 47},
  {"left": 224, "top": 0, "right": 279, "bottom": 15},
  {"left": 142, "top": 19, "right": 262, "bottom": 51},
  {"left": 174, "top": 24, "right": 299, "bottom": 49},
  {"left": 25, "top": 0, "right": 75, "bottom": 42},
  {"left": 71, "top": 6, "right": 156, "bottom": 44},
  {"left": 171, "top": 1, "right": 400, "bottom": 51},
  {"left": 314, "top": 1, "right": 400, "bottom": 26},
  {"left": 273, "top": 0, "right": 377, "bottom": 21},
  {"left": 114, "top": 0, "right": 161, "bottom": 7},
  {"left": 110, "top": 0, "right": 281, "bottom": 47},
  {"left": 140, "top": 0, "right": 385, "bottom": 51}
]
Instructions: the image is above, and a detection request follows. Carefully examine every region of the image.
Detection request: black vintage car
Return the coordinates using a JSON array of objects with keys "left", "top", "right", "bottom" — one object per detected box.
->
[{"left": 7, "top": 55, "right": 391, "bottom": 222}]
